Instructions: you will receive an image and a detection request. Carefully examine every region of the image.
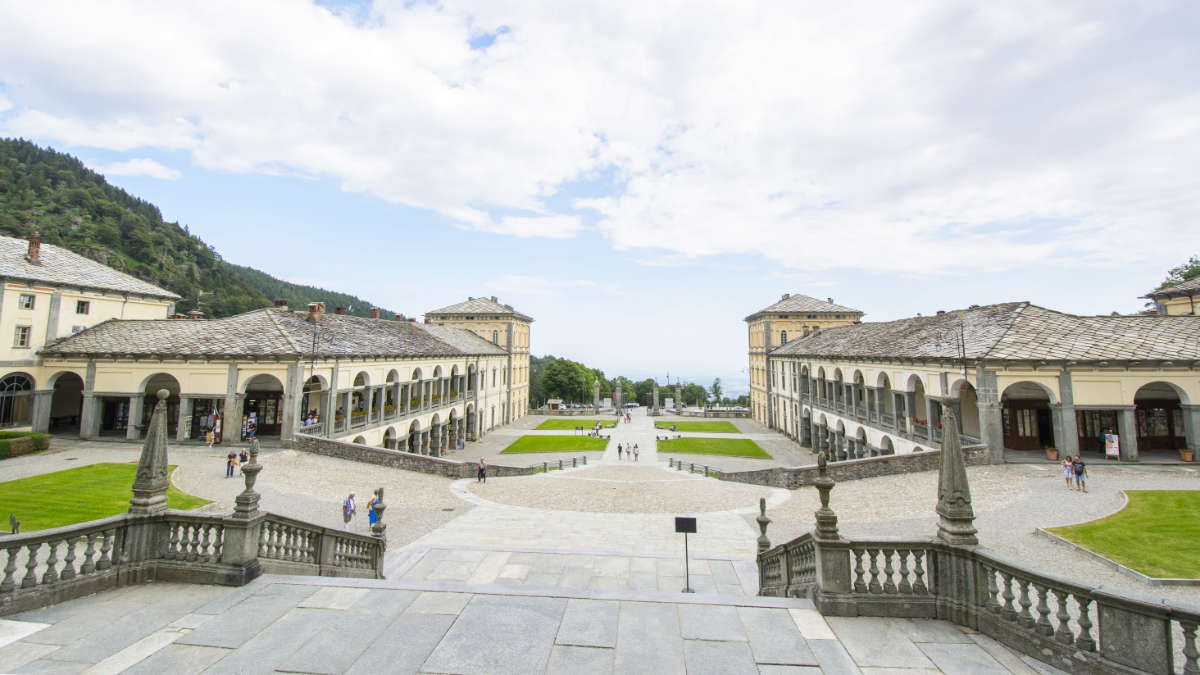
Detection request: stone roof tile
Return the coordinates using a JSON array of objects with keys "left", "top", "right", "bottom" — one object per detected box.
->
[
  {"left": 745, "top": 294, "right": 862, "bottom": 321},
  {"left": 0, "top": 235, "right": 178, "bottom": 299},
  {"left": 1144, "top": 276, "right": 1200, "bottom": 299},
  {"left": 426, "top": 297, "right": 533, "bottom": 322}
]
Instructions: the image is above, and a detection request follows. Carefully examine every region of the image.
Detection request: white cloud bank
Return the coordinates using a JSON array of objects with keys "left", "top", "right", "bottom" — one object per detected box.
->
[
  {"left": 97, "top": 157, "right": 182, "bottom": 180},
  {"left": 1, "top": 1, "right": 1197, "bottom": 264}
]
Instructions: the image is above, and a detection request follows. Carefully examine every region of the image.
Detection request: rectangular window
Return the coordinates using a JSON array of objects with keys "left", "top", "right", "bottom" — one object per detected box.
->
[
  {"left": 76, "top": 300, "right": 90, "bottom": 314},
  {"left": 18, "top": 294, "right": 34, "bottom": 310},
  {"left": 13, "top": 325, "right": 31, "bottom": 348}
]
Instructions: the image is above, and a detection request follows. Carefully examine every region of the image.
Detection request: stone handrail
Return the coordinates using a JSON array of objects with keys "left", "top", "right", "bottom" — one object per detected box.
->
[
  {"left": 257, "top": 514, "right": 383, "bottom": 579},
  {"left": 760, "top": 534, "right": 1200, "bottom": 674},
  {"left": 0, "top": 514, "right": 128, "bottom": 615}
]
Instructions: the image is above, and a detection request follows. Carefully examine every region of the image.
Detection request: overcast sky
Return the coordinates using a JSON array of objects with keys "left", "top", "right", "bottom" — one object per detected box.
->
[{"left": 2, "top": 1, "right": 1198, "bottom": 395}]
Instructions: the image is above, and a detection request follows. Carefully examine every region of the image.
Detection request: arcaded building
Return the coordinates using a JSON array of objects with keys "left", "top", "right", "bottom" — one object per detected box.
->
[{"left": 763, "top": 301, "right": 1200, "bottom": 463}]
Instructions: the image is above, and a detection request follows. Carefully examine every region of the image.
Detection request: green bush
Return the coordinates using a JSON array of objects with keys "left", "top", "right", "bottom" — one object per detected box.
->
[{"left": 0, "top": 431, "right": 52, "bottom": 459}]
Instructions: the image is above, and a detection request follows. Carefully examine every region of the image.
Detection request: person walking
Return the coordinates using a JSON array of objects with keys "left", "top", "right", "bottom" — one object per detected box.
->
[
  {"left": 367, "top": 489, "right": 379, "bottom": 528},
  {"left": 206, "top": 426, "right": 215, "bottom": 448},
  {"left": 477, "top": 458, "right": 487, "bottom": 483},
  {"left": 633, "top": 444, "right": 639, "bottom": 462},
  {"left": 1061, "top": 456, "right": 1073, "bottom": 488},
  {"left": 1072, "top": 456, "right": 1087, "bottom": 493},
  {"left": 226, "top": 450, "right": 237, "bottom": 478},
  {"left": 617, "top": 443, "right": 623, "bottom": 461},
  {"left": 342, "top": 492, "right": 356, "bottom": 530},
  {"left": 239, "top": 448, "right": 249, "bottom": 473}
]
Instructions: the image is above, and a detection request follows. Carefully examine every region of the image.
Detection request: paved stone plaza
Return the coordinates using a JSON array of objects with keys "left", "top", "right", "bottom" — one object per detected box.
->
[{"left": 0, "top": 409, "right": 1195, "bottom": 671}]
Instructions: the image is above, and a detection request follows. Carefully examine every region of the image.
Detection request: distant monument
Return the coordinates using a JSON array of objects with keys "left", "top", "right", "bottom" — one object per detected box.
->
[
  {"left": 651, "top": 381, "right": 660, "bottom": 415},
  {"left": 615, "top": 380, "right": 624, "bottom": 410},
  {"left": 674, "top": 381, "right": 683, "bottom": 412},
  {"left": 592, "top": 378, "right": 601, "bottom": 411}
]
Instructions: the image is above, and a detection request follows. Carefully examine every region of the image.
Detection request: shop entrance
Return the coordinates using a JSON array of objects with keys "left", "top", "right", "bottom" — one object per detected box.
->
[
  {"left": 1135, "top": 382, "right": 1186, "bottom": 451},
  {"left": 1001, "top": 382, "right": 1054, "bottom": 451},
  {"left": 1077, "top": 410, "right": 1119, "bottom": 455},
  {"left": 243, "top": 374, "right": 284, "bottom": 439}
]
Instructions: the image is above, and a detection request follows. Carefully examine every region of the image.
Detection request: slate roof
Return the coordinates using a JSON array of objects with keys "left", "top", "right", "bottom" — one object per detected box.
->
[
  {"left": 745, "top": 294, "right": 863, "bottom": 322},
  {"left": 41, "top": 307, "right": 507, "bottom": 359},
  {"left": 1144, "top": 276, "right": 1200, "bottom": 299},
  {"left": 771, "top": 302, "right": 1200, "bottom": 363},
  {"left": 0, "top": 235, "right": 178, "bottom": 299},
  {"left": 426, "top": 297, "right": 533, "bottom": 322}
]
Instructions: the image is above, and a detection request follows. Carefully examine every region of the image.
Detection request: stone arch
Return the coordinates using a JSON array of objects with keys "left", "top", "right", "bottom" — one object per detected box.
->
[
  {"left": 382, "top": 426, "right": 397, "bottom": 450},
  {"left": 950, "top": 380, "right": 981, "bottom": 438},
  {"left": 385, "top": 369, "right": 399, "bottom": 383},
  {"left": 139, "top": 373, "right": 181, "bottom": 438},
  {"left": 880, "top": 435, "right": 895, "bottom": 455},
  {"left": 876, "top": 372, "right": 895, "bottom": 415},
  {"left": 0, "top": 372, "right": 35, "bottom": 428},
  {"left": 433, "top": 366, "right": 443, "bottom": 378},
  {"left": 242, "top": 374, "right": 285, "bottom": 438},
  {"left": 353, "top": 371, "right": 370, "bottom": 387},
  {"left": 352, "top": 435, "right": 366, "bottom": 445},
  {"left": 1001, "top": 381, "right": 1056, "bottom": 452},
  {"left": 1134, "top": 381, "right": 1189, "bottom": 451},
  {"left": 301, "top": 375, "right": 326, "bottom": 428},
  {"left": 855, "top": 426, "right": 869, "bottom": 457},
  {"left": 49, "top": 371, "right": 84, "bottom": 433},
  {"left": 408, "top": 419, "right": 423, "bottom": 454}
]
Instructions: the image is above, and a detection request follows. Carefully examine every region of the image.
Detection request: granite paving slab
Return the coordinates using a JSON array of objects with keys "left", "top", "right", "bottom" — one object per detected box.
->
[
  {"left": 682, "top": 639, "right": 759, "bottom": 675},
  {"left": 0, "top": 619, "right": 49, "bottom": 649},
  {"left": 405, "top": 591, "right": 472, "bottom": 615},
  {"left": 343, "top": 614, "right": 455, "bottom": 675},
  {"left": 0, "top": 642, "right": 59, "bottom": 673},
  {"left": 421, "top": 594, "right": 566, "bottom": 675},
  {"left": 738, "top": 606, "right": 817, "bottom": 666},
  {"left": 298, "top": 586, "right": 369, "bottom": 610},
  {"left": 202, "top": 607, "right": 338, "bottom": 675},
  {"left": 613, "top": 601, "right": 685, "bottom": 675},
  {"left": 826, "top": 616, "right": 935, "bottom": 669},
  {"left": 12, "top": 657, "right": 88, "bottom": 674},
  {"left": 678, "top": 604, "right": 746, "bottom": 641},
  {"left": 122, "top": 644, "right": 231, "bottom": 675},
  {"left": 546, "top": 645, "right": 614, "bottom": 675},
  {"left": 556, "top": 599, "right": 619, "bottom": 648},
  {"left": 176, "top": 583, "right": 319, "bottom": 649},
  {"left": 808, "top": 639, "right": 863, "bottom": 675},
  {"left": 917, "top": 642, "right": 1010, "bottom": 674},
  {"left": 756, "top": 667, "right": 823, "bottom": 674},
  {"left": 275, "top": 589, "right": 417, "bottom": 674}
]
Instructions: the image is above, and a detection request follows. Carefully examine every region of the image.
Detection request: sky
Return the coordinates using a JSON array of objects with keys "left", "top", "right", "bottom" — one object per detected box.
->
[{"left": 1, "top": 1, "right": 1198, "bottom": 396}]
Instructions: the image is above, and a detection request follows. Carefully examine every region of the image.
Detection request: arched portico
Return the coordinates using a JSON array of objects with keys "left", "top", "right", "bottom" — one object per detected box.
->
[
  {"left": 135, "top": 373, "right": 181, "bottom": 439},
  {"left": 1001, "top": 381, "right": 1056, "bottom": 452},
  {"left": 242, "top": 374, "right": 284, "bottom": 439},
  {"left": 1134, "top": 382, "right": 1188, "bottom": 452},
  {"left": 48, "top": 371, "right": 84, "bottom": 433},
  {"left": 382, "top": 426, "right": 397, "bottom": 450}
]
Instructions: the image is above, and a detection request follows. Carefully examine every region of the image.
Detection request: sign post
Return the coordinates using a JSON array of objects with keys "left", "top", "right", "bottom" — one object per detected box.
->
[{"left": 675, "top": 516, "right": 697, "bottom": 593}]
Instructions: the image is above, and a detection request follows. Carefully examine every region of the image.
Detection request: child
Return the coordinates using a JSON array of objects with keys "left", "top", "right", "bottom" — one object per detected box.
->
[{"left": 1061, "top": 456, "right": 1073, "bottom": 488}]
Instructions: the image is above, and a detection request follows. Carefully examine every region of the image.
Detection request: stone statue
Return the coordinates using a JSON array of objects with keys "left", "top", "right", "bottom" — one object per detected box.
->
[
  {"left": 675, "top": 381, "right": 682, "bottom": 411},
  {"left": 935, "top": 403, "right": 978, "bottom": 545},
  {"left": 130, "top": 389, "right": 170, "bottom": 516},
  {"left": 371, "top": 487, "right": 387, "bottom": 541},
  {"left": 592, "top": 379, "right": 600, "bottom": 410}
]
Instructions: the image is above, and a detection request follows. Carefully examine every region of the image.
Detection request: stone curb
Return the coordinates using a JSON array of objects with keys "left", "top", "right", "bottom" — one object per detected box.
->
[{"left": 1033, "top": 490, "right": 1200, "bottom": 587}]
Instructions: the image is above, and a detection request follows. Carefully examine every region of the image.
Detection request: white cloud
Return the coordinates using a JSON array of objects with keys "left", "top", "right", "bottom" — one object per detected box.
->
[
  {"left": 484, "top": 274, "right": 596, "bottom": 297},
  {"left": 97, "top": 157, "right": 182, "bottom": 180},
  {"left": 0, "top": 94, "right": 12, "bottom": 113},
  {"left": 0, "top": 1, "right": 1197, "bottom": 270}
]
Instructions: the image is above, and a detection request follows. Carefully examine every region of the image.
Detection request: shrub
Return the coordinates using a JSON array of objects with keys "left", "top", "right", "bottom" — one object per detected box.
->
[{"left": 0, "top": 431, "right": 52, "bottom": 459}]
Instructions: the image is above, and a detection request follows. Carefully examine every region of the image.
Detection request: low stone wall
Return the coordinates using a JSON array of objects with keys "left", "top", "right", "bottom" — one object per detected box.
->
[
  {"left": 717, "top": 444, "right": 989, "bottom": 489},
  {"left": 538, "top": 408, "right": 603, "bottom": 416},
  {"left": 292, "top": 433, "right": 536, "bottom": 478}
]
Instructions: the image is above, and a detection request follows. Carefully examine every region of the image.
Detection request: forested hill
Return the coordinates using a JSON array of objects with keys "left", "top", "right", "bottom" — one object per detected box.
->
[{"left": 0, "top": 138, "right": 391, "bottom": 318}]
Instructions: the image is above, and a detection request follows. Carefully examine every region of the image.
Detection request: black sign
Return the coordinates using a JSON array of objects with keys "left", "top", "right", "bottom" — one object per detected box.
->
[{"left": 674, "top": 516, "right": 697, "bottom": 534}]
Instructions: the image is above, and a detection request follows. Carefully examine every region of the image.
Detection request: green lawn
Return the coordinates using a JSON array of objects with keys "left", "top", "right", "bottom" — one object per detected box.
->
[
  {"left": 658, "top": 437, "right": 772, "bottom": 458},
  {"left": 501, "top": 435, "right": 610, "bottom": 454},
  {"left": 535, "top": 419, "right": 617, "bottom": 430},
  {"left": 0, "top": 463, "right": 211, "bottom": 532},
  {"left": 654, "top": 421, "right": 741, "bottom": 433},
  {"left": 1048, "top": 490, "right": 1200, "bottom": 578}
]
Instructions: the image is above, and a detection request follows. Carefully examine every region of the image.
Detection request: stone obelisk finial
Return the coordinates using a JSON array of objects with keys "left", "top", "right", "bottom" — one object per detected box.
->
[
  {"left": 813, "top": 452, "right": 840, "bottom": 541},
  {"left": 935, "top": 403, "right": 978, "bottom": 545},
  {"left": 756, "top": 497, "right": 771, "bottom": 553},
  {"left": 129, "top": 389, "right": 170, "bottom": 515},
  {"left": 233, "top": 437, "right": 263, "bottom": 520},
  {"left": 371, "top": 487, "right": 387, "bottom": 542}
]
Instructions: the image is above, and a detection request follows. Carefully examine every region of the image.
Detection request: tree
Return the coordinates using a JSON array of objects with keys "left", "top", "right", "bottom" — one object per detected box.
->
[
  {"left": 683, "top": 383, "right": 708, "bottom": 407},
  {"left": 709, "top": 378, "right": 722, "bottom": 403},
  {"left": 1147, "top": 255, "right": 1200, "bottom": 308}
]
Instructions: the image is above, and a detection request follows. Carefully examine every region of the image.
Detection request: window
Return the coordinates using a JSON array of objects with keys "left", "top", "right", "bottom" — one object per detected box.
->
[
  {"left": 18, "top": 294, "right": 34, "bottom": 310},
  {"left": 76, "top": 300, "right": 90, "bottom": 314},
  {"left": 492, "top": 330, "right": 499, "bottom": 344},
  {"left": 807, "top": 314, "right": 816, "bottom": 319},
  {"left": 780, "top": 330, "right": 787, "bottom": 343},
  {"left": 0, "top": 373, "right": 34, "bottom": 428},
  {"left": 13, "top": 325, "right": 31, "bottom": 348}
]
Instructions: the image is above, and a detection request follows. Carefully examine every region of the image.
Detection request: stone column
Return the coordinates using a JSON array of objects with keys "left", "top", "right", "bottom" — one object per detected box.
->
[
  {"left": 422, "top": 429, "right": 431, "bottom": 455},
  {"left": 223, "top": 363, "right": 240, "bottom": 443},
  {"left": 815, "top": 423, "right": 826, "bottom": 456},
  {"left": 31, "top": 390, "right": 52, "bottom": 433},
  {"left": 79, "top": 361, "right": 99, "bottom": 439},
  {"left": 430, "top": 424, "right": 440, "bottom": 457},
  {"left": 974, "top": 368, "right": 1003, "bottom": 463},
  {"left": 176, "top": 396, "right": 194, "bottom": 442},
  {"left": 1118, "top": 406, "right": 1138, "bottom": 461},
  {"left": 126, "top": 394, "right": 144, "bottom": 441},
  {"left": 904, "top": 392, "right": 917, "bottom": 435},
  {"left": 835, "top": 429, "right": 845, "bottom": 460},
  {"left": 280, "top": 364, "right": 302, "bottom": 445},
  {"left": 1056, "top": 372, "right": 1079, "bottom": 457},
  {"left": 925, "top": 397, "right": 937, "bottom": 441},
  {"left": 1183, "top": 405, "right": 1200, "bottom": 456},
  {"left": 323, "top": 365, "right": 339, "bottom": 438}
]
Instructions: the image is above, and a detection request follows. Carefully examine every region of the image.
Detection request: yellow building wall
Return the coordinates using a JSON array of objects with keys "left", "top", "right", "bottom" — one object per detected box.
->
[
  {"left": 746, "top": 311, "right": 861, "bottom": 426},
  {"left": 1157, "top": 295, "right": 1198, "bottom": 316}
]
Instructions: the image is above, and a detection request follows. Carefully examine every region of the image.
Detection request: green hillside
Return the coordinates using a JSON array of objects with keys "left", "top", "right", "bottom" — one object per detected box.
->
[{"left": 0, "top": 138, "right": 390, "bottom": 318}]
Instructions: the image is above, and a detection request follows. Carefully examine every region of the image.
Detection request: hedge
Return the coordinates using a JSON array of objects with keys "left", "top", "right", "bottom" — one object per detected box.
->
[{"left": 0, "top": 431, "right": 52, "bottom": 459}]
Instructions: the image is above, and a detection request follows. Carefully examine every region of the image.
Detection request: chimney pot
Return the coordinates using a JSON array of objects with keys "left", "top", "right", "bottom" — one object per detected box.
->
[
  {"left": 187, "top": 310, "right": 204, "bottom": 319},
  {"left": 274, "top": 298, "right": 288, "bottom": 308},
  {"left": 782, "top": 293, "right": 790, "bottom": 300},
  {"left": 394, "top": 313, "right": 404, "bottom": 321},
  {"left": 490, "top": 296, "right": 497, "bottom": 303},
  {"left": 26, "top": 233, "right": 41, "bottom": 265},
  {"left": 307, "top": 302, "right": 323, "bottom": 323},
  {"left": 827, "top": 297, "right": 833, "bottom": 303},
  {"left": 334, "top": 306, "right": 346, "bottom": 315},
  {"left": 937, "top": 310, "right": 946, "bottom": 315},
  {"left": 369, "top": 307, "right": 380, "bottom": 319}
]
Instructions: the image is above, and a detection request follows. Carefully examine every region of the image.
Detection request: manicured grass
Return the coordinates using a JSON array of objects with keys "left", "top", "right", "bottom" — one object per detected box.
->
[
  {"left": 501, "top": 435, "right": 610, "bottom": 454},
  {"left": 0, "top": 462, "right": 211, "bottom": 532},
  {"left": 1048, "top": 490, "right": 1200, "bottom": 578},
  {"left": 658, "top": 437, "right": 772, "bottom": 458},
  {"left": 654, "top": 421, "right": 741, "bottom": 433},
  {"left": 535, "top": 419, "right": 617, "bottom": 430}
]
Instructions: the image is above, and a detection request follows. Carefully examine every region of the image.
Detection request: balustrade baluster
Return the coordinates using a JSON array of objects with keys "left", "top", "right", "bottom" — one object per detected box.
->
[
  {"left": 97, "top": 530, "right": 114, "bottom": 570},
  {"left": 896, "top": 550, "right": 912, "bottom": 594},
  {"left": 1075, "top": 597, "right": 1096, "bottom": 653},
  {"left": 213, "top": 525, "right": 224, "bottom": 560},
  {"left": 61, "top": 536, "right": 77, "bottom": 581},
  {"left": 1051, "top": 589, "right": 1073, "bottom": 644},
  {"left": 867, "top": 549, "right": 881, "bottom": 594},
  {"left": 1, "top": 546, "right": 17, "bottom": 592},
  {"left": 257, "top": 523, "right": 269, "bottom": 557},
  {"left": 22, "top": 543, "right": 40, "bottom": 588},
  {"left": 1000, "top": 572, "right": 1016, "bottom": 621},
  {"left": 985, "top": 567, "right": 999, "bottom": 613},
  {"left": 912, "top": 551, "right": 928, "bottom": 595},
  {"left": 81, "top": 533, "right": 97, "bottom": 574},
  {"left": 1034, "top": 583, "right": 1053, "bottom": 636},
  {"left": 1017, "top": 578, "right": 1034, "bottom": 628},
  {"left": 853, "top": 550, "right": 866, "bottom": 593},
  {"left": 1178, "top": 620, "right": 1198, "bottom": 675},
  {"left": 168, "top": 523, "right": 181, "bottom": 560},
  {"left": 197, "top": 525, "right": 210, "bottom": 561},
  {"left": 41, "top": 540, "right": 59, "bottom": 585},
  {"left": 882, "top": 549, "right": 897, "bottom": 594}
]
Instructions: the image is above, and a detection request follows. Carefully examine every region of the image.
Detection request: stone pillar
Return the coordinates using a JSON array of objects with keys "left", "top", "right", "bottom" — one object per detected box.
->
[
  {"left": 593, "top": 379, "right": 600, "bottom": 411},
  {"left": 925, "top": 396, "right": 937, "bottom": 441},
  {"left": 1056, "top": 372, "right": 1079, "bottom": 457},
  {"left": 1183, "top": 405, "right": 1200, "bottom": 456},
  {"left": 935, "top": 405, "right": 978, "bottom": 545},
  {"left": 974, "top": 368, "right": 1003, "bottom": 463},
  {"left": 342, "top": 391, "right": 352, "bottom": 431},
  {"left": 422, "top": 429, "right": 431, "bottom": 455},
  {"left": 323, "top": 365, "right": 339, "bottom": 438},
  {"left": 430, "top": 424, "right": 440, "bottom": 457},
  {"left": 126, "top": 394, "right": 143, "bottom": 440},
  {"left": 31, "top": 390, "right": 52, "bottom": 434},
  {"left": 223, "top": 363, "right": 240, "bottom": 443},
  {"left": 904, "top": 392, "right": 917, "bottom": 435},
  {"left": 835, "top": 429, "right": 845, "bottom": 460},
  {"left": 1118, "top": 406, "right": 1138, "bottom": 461},
  {"left": 80, "top": 361, "right": 99, "bottom": 439},
  {"left": 280, "top": 364, "right": 302, "bottom": 445},
  {"left": 176, "top": 396, "right": 193, "bottom": 442},
  {"left": 220, "top": 437, "right": 265, "bottom": 585}
]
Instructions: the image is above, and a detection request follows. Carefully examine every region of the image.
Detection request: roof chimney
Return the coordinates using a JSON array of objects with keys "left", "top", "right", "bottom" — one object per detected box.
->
[
  {"left": 827, "top": 297, "right": 833, "bottom": 304},
  {"left": 307, "top": 302, "right": 323, "bottom": 323},
  {"left": 408, "top": 318, "right": 417, "bottom": 323},
  {"left": 490, "top": 296, "right": 498, "bottom": 303},
  {"left": 424, "top": 317, "right": 432, "bottom": 324},
  {"left": 394, "top": 313, "right": 405, "bottom": 321},
  {"left": 274, "top": 298, "right": 288, "bottom": 309},
  {"left": 187, "top": 310, "right": 204, "bottom": 319},
  {"left": 369, "top": 307, "right": 380, "bottom": 319},
  {"left": 317, "top": 302, "right": 326, "bottom": 313},
  {"left": 26, "top": 233, "right": 41, "bottom": 265},
  {"left": 781, "top": 293, "right": 790, "bottom": 300},
  {"left": 334, "top": 306, "right": 346, "bottom": 315},
  {"left": 936, "top": 310, "right": 946, "bottom": 315}
]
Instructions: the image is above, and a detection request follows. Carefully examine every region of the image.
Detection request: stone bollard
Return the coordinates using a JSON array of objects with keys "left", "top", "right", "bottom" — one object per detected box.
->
[
  {"left": 689, "top": 463, "right": 695, "bottom": 473},
  {"left": 572, "top": 457, "right": 577, "bottom": 468},
  {"left": 583, "top": 456, "right": 587, "bottom": 465},
  {"left": 558, "top": 459, "right": 563, "bottom": 470},
  {"left": 757, "top": 497, "right": 771, "bottom": 553},
  {"left": 704, "top": 465, "right": 709, "bottom": 477},
  {"left": 543, "top": 462, "right": 548, "bottom": 473}
]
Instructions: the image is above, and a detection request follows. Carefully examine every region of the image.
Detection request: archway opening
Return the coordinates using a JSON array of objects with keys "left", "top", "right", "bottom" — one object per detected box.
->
[
  {"left": 243, "top": 374, "right": 284, "bottom": 439},
  {"left": 141, "top": 373, "right": 181, "bottom": 438},
  {"left": 1134, "top": 382, "right": 1186, "bottom": 452},
  {"left": 49, "top": 372, "right": 84, "bottom": 433},
  {"left": 1001, "top": 382, "right": 1053, "bottom": 452},
  {"left": 0, "top": 373, "right": 34, "bottom": 428}
]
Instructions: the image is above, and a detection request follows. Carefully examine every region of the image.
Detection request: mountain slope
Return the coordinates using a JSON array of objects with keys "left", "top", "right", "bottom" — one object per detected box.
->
[{"left": 0, "top": 138, "right": 391, "bottom": 318}]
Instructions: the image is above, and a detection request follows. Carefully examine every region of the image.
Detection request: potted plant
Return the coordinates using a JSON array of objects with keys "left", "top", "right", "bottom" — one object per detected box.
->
[
  {"left": 1182, "top": 447, "right": 1194, "bottom": 462},
  {"left": 1045, "top": 446, "right": 1058, "bottom": 461}
]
